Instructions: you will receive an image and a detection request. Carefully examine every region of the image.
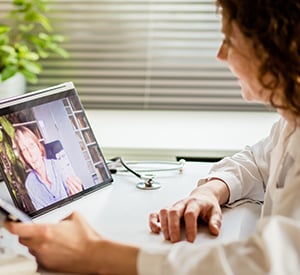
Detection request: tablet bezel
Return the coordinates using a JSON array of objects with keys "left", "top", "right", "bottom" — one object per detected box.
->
[{"left": 0, "top": 82, "right": 113, "bottom": 218}]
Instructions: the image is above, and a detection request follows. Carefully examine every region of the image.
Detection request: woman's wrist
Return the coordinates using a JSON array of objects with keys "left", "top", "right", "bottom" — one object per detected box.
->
[
  {"left": 192, "top": 178, "right": 230, "bottom": 205},
  {"left": 94, "top": 239, "right": 139, "bottom": 275}
]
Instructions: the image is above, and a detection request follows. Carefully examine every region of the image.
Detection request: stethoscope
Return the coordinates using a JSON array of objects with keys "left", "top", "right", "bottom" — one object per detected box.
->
[{"left": 107, "top": 157, "right": 185, "bottom": 190}]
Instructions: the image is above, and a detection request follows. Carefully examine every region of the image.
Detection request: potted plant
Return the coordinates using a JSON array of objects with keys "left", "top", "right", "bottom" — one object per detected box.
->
[{"left": 0, "top": 0, "right": 69, "bottom": 89}]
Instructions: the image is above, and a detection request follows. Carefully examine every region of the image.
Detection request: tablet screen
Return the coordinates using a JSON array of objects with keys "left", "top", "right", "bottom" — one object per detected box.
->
[{"left": 0, "top": 82, "right": 113, "bottom": 218}]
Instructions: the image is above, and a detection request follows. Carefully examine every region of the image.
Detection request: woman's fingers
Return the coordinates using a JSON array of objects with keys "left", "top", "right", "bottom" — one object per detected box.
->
[
  {"left": 149, "top": 200, "right": 187, "bottom": 242},
  {"left": 149, "top": 213, "right": 161, "bottom": 234},
  {"left": 207, "top": 207, "right": 222, "bottom": 236},
  {"left": 184, "top": 198, "right": 202, "bottom": 242},
  {"left": 167, "top": 200, "right": 186, "bottom": 243},
  {"left": 148, "top": 194, "right": 223, "bottom": 243},
  {"left": 66, "top": 176, "right": 83, "bottom": 195},
  {"left": 159, "top": 208, "right": 170, "bottom": 240},
  {"left": 4, "top": 221, "right": 40, "bottom": 239}
]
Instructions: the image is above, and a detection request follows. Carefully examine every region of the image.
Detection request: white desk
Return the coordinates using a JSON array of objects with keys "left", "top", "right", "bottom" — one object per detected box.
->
[
  {"left": 0, "top": 162, "right": 261, "bottom": 274},
  {"left": 85, "top": 110, "right": 279, "bottom": 161}
]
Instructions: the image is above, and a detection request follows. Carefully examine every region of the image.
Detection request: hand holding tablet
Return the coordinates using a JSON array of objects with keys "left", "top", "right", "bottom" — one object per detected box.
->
[{"left": 0, "top": 198, "right": 32, "bottom": 223}]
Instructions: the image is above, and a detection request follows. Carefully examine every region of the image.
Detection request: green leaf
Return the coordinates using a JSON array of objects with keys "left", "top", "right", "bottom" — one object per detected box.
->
[
  {"left": 0, "top": 116, "right": 15, "bottom": 139},
  {"left": 0, "top": 26, "right": 10, "bottom": 34},
  {"left": 22, "top": 52, "right": 39, "bottom": 61},
  {"left": 51, "top": 34, "right": 67, "bottom": 43},
  {"left": 1, "top": 67, "right": 18, "bottom": 81},
  {"left": 0, "top": 36, "right": 9, "bottom": 46},
  {"left": 0, "top": 45, "right": 16, "bottom": 55},
  {"left": 3, "top": 56, "right": 18, "bottom": 66},
  {"left": 20, "top": 60, "right": 41, "bottom": 74},
  {"left": 23, "top": 51, "right": 39, "bottom": 61},
  {"left": 16, "top": 44, "right": 29, "bottom": 54},
  {"left": 38, "top": 32, "right": 50, "bottom": 41},
  {"left": 19, "top": 23, "right": 34, "bottom": 33},
  {"left": 51, "top": 46, "right": 69, "bottom": 58},
  {"left": 4, "top": 141, "right": 16, "bottom": 164},
  {"left": 0, "top": 129, "right": 3, "bottom": 143},
  {"left": 20, "top": 69, "right": 38, "bottom": 83},
  {"left": 13, "top": 0, "right": 26, "bottom": 6},
  {"left": 37, "top": 14, "right": 53, "bottom": 32},
  {"left": 16, "top": 45, "right": 39, "bottom": 61},
  {"left": 25, "top": 12, "right": 52, "bottom": 32},
  {"left": 36, "top": 48, "right": 49, "bottom": 58}
]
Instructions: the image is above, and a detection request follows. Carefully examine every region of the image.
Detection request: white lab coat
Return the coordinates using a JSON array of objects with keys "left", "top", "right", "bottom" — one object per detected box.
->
[{"left": 138, "top": 117, "right": 300, "bottom": 274}]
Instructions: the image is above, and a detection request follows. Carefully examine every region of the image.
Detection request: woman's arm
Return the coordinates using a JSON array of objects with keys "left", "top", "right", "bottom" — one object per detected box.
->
[
  {"left": 4, "top": 212, "right": 139, "bottom": 275},
  {"left": 6, "top": 211, "right": 300, "bottom": 275},
  {"left": 149, "top": 119, "right": 283, "bottom": 243}
]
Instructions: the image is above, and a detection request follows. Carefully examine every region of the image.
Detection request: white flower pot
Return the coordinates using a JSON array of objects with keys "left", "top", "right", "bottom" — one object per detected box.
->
[{"left": 0, "top": 73, "right": 26, "bottom": 100}]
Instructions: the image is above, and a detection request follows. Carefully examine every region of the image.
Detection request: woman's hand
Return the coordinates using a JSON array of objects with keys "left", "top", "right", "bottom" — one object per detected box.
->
[
  {"left": 5, "top": 212, "right": 139, "bottom": 275},
  {"left": 66, "top": 175, "right": 83, "bottom": 195},
  {"left": 149, "top": 179, "right": 230, "bottom": 243},
  {"left": 4, "top": 212, "right": 102, "bottom": 273}
]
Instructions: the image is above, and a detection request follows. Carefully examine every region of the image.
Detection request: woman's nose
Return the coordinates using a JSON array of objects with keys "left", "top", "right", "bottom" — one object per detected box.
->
[{"left": 217, "top": 41, "right": 228, "bottom": 61}]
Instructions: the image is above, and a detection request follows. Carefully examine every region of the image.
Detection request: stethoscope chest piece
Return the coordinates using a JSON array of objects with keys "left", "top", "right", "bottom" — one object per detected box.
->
[{"left": 136, "top": 179, "right": 161, "bottom": 190}]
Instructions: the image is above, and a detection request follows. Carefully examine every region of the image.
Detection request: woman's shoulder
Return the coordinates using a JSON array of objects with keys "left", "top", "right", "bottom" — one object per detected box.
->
[{"left": 269, "top": 117, "right": 292, "bottom": 136}]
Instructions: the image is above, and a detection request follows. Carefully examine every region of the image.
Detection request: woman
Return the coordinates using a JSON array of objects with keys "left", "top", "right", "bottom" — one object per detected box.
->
[
  {"left": 5, "top": 0, "right": 300, "bottom": 274},
  {"left": 14, "top": 126, "right": 83, "bottom": 210}
]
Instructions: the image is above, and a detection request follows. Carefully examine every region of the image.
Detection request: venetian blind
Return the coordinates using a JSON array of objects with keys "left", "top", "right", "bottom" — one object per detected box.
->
[{"left": 2, "top": 0, "right": 267, "bottom": 111}]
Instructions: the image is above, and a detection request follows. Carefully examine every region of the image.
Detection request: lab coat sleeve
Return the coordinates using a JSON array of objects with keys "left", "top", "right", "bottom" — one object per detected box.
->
[
  {"left": 198, "top": 119, "right": 283, "bottom": 204},
  {"left": 137, "top": 216, "right": 300, "bottom": 275}
]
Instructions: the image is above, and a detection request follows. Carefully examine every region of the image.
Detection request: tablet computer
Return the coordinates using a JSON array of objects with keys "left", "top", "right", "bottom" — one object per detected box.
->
[
  {"left": 0, "top": 198, "right": 32, "bottom": 223},
  {"left": 0, "top": 82, "right": 113, "bottom": 218}
]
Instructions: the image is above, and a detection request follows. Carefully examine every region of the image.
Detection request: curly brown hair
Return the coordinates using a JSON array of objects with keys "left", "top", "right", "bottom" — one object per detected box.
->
[{"left": 216, "top": 0, "right": 300, "bottom": 115}]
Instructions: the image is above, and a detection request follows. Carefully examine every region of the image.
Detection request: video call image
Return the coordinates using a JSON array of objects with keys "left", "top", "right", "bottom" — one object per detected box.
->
[{"left": 0, "top": 95, "right": 111, "bottom": 215}]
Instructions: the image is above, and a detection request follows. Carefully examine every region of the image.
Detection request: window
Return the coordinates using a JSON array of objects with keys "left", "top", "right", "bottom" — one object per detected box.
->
[{"left": 3, "top": 0, "right": 267, "bottom": 111}]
